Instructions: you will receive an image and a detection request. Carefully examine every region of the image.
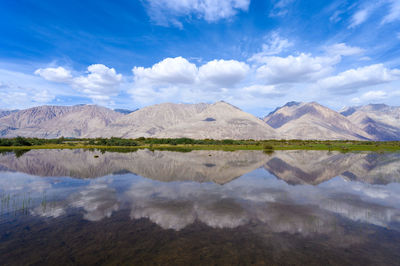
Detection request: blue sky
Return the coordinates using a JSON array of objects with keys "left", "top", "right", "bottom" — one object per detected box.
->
[{"left": 0, "top": 0, "right": 399, "bottom": 116}]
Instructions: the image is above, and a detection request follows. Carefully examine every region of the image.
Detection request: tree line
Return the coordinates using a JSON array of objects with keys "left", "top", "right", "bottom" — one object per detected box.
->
[{"left": 0, "top": 136, "right": 399, "bottom": 147}]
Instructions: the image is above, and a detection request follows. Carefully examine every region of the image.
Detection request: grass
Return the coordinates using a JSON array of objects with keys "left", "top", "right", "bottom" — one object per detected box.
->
[{"left": 1, "top": 141, "right": 400, "bottom": 152}]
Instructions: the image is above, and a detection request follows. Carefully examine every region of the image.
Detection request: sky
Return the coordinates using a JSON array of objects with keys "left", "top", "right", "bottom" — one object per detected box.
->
[{"left": 0, "top": 0, "right": 399, "bottom": 116}]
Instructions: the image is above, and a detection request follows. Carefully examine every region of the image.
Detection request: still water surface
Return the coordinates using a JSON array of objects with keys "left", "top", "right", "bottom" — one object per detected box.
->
[{"left": 0, "top": 149, "right": 400, "bottom": 265}]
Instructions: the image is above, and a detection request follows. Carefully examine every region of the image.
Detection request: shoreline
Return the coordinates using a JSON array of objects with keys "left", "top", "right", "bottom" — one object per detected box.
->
[{"left": 1, "top": 142, "right": 400, "bottom": 152}]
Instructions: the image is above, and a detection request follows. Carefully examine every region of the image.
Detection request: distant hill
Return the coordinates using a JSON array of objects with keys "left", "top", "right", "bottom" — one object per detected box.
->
[
  {"left": 1, "top": 101, "right": 400, "bottom": 140},
  {"left": 157, "top": 101, "right": 277, "bottom": 140},
  {"left": 0, "top": 105, "right": 122, "bottom": 138},
  {"left": 263, "top": 102, "right": 372, "bottom": 140},
  {"left": 341, "top": 104, "right": 400, "bottom": 141}
]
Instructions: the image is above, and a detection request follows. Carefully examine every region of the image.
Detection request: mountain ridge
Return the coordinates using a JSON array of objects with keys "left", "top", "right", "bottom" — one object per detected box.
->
[
  {"left": 0, "top": 101, "right": 399, "bottom": 140},
  {"left": 340, "top": 104, "right": 400, "bottom": 140},
  {"left": 263, "top": 102, "right": 372, "bottom": 140}
]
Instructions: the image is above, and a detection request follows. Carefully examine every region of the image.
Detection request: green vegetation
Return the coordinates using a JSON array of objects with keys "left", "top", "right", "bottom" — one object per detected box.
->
[{"left": 0, "top": 136, "right": 400, "bottom": 152}]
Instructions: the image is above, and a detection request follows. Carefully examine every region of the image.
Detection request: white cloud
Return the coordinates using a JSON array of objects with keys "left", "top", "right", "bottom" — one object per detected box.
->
[
  {"left": 128, "top": 57, "right": 260, "bottom": 105},
  {"left": 0, "top": 82, "right": 55, "bottom": 108},
  {"left": 351, "top": 90, "right": 388, "bottom": 104},
  {"left": 144, "top": 0, "right": 250, "bottom": 27},
  {"left": 256, "top": 53, "right": 340, "bottom": 84},
  {"left": 242, "top": 84, "right": 283, "bottom": 97},
  {"left": 325, "top": 43, "right": 364, "bottom": 56},
  {"left": 133, "top": 57, "right": 197, "bottom": 85},
  {"left": 35, "top": 64, "right": 122, "bottom": 102},
  {"left": 348, "top": 1, "right": 399, "bottom": 28},
  {"left": 130, "top": 57, "right": 250, "bottom": 103},
  {"left": 248, "top": 32, "right": 293, "bottom": 63},
  {"left": 34, "top": 66, "right": 72, "bottom": 83},
  {"left": 318, "top": 64, "right": 400, "bottom": 94},
  {"left": 198, "top": 59, "right": 249, "bottom": 87},
  {"left": 349, "top": 8, "right": 369, "bottom": 28},
  {"left": 269, "top": 0, "right": 294, "bottom": 17},
  {"left": 32, "top": 90, "right": 55, "bottom": 103},
  {"left": 72, "top": 64, "right": 122, "bottom": 100},
  {"left": 382, "top": 0, "right": 400, "bottom": 24},
  {"left": 330, "top": 9, "right": 345, "bottom": 23}
]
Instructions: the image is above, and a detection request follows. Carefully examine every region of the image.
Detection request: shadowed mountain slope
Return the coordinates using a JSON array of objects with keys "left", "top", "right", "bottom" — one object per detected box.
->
[
  {"left": 263, "top": 102, "right": 372, "bottom": 140},
  {"left": 341, "top": 104, "right": 400, "bottom": 141},
  {"left": 0, "top": 105, "right": 123, "bottom": 138},
  {"left": 0, "top": 101, "right": 400, "bottom": 140}
]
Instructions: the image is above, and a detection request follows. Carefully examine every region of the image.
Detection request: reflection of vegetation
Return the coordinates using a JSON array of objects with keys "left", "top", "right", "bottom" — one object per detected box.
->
[
  {"left": 263, "top": 149, "right": 274, "bottom": 155},
  {"left": 0, "top": 191, "right": 58, "bottom": 217},
  {"left": 149, "top": 147, "right": 193, "bottom": 153},
  {"left": 0, "top": 149, "right": 31, "bottom": 158},
  {"left": 14, "top": 149, "right": 31, "bottom": 158},
  {"left": 262, "top": 144, "right": 274, "bottom": 155},
  {"left": 1, "top": 137, "right": 400, "bottom": 152},
  {"left": 95, "top": 148, "right": 139, "bottom": 153}
]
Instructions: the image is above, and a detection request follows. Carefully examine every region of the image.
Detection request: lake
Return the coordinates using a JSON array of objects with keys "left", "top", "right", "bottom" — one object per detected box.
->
[{"left": 0, "top": 149, "right": 400, "bottom": 265}]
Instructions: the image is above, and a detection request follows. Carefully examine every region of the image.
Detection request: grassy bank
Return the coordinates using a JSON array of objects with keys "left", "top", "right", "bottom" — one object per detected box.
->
[{"left": 1, "top": 137, "right": 400, "bottom": 152}]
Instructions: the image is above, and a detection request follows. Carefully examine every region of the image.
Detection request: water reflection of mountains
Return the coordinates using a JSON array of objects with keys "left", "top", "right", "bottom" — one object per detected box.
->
[{"left": 0, "top": 149, "right": 400, "bottom": 185}]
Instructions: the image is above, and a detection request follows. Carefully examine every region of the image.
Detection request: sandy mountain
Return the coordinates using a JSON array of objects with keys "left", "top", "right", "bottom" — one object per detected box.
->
[
  {"left": 264, "top": 102, "right": 372, "bottom": 140},
  {"left": 341, "top": 104, "right": 400, "bottom": 141},
  {"left": 0, "top": 105, "right": 123, "bottom": 138},
  {"left": 157, "top": 101, "right": 277, "bottom": 140},
  {"left": 32, "top": 105, "right": 123, "bottom": 138},
  {"left": 0, "top": 109, "right": 18, "bottom": 119},
  {"left": 102, "top": 103, "right": 209, "bottom": 138},
  {"left": 0, "top": 105, "right": 76, "bottom": 137},
  {"left": 0, "top": 105, "right": 73, "bottom": 129}
]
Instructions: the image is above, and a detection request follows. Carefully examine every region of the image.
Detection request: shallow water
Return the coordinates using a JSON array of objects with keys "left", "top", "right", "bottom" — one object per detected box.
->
[{"left": 0, "top": 149, "right": 400, "bottom": 265}]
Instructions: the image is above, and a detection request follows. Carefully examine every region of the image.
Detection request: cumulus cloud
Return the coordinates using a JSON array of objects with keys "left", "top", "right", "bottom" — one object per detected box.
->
[
  {"left": 130, "top": 57, "right": 250, "bottom": 103},
  {"left": 35, "top": 64, "right": 122, "bottom": 102},
  {"left": 250, "top": 43, "right": 363, "bottom": 86},
  {"left": 72, "top": 64, "right": 122, "bottom": 100},
  {"left": 143, "top": 0, "right": 250, "bottom": 27},
  {"left": 129, "top": 39, "right": 391, "bottom": 105},
  {"left": 248, "top": 32, "right": 293, "bottom": 63},
  {"left": 318, "top": 64, "right": 400, "bottom": 94},
  {"left": 256, "top": 53, "right": 339, "bottom": 84},
  {"left": 198, "top": 59, "right": 249, "bottom": 87},
  {"left": 133, "top": 57, "right": 197, "bottom": 85},
  {"left": 34, "top": 66, "right": 72, "bottom": 83}
]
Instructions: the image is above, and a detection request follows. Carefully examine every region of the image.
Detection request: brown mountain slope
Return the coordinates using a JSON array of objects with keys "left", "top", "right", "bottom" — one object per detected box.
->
[
  {"left": 157, "top": 101, "right": 277, "bottom": 140},
  {"left": 264, "top": 102, "right": 372, "bottom": 140}
]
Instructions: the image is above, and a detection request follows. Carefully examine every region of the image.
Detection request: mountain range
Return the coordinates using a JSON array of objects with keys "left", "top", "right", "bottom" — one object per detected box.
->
[{"left": 0, "top": 101, "right": 399, "bottom": 140}]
